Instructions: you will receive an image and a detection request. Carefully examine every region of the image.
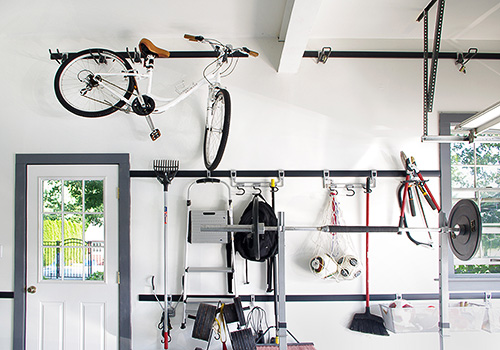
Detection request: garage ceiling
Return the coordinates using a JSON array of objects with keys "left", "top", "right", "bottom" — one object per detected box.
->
[{"left": 4, "top": 0, "right": 500, "bottom": 73}]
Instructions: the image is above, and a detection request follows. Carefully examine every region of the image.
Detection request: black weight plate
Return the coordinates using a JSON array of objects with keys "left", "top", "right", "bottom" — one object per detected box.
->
[
  {"left": 192, "top": 303, "right": 217, "bottom": 341},
  {"left": 230, "top": 328, "right": 256, "bottom": 350},
  {"left": 223, "top": 302, "right": 238, "bottom": 324},
  {"left": 223, "top": 297, "right": 246, "bottom": 326},
  {"left": 234, "top": 296, "right": 246, "bottom": 326},
  {"left": 448, "top": 199, "right": 482, "bottom": 261}
]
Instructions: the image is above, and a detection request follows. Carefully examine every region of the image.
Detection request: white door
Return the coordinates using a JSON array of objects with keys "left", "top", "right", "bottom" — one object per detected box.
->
[{"left": 26, "top": 165, "right": 119, "bottom": 350}]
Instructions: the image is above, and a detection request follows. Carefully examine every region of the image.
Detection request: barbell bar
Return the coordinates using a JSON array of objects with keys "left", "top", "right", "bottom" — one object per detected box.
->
[{"left": 201, "top": 199, "right": 482, "bottom": 261}]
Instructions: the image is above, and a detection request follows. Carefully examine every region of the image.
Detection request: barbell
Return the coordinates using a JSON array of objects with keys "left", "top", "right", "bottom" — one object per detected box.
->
[{"left": 202, "top": 198, "right": 482, "bottom": 261}]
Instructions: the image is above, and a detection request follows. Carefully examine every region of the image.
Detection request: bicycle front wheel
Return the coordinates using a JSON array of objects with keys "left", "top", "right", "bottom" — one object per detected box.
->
[
  {"left": 54, "top": 49, "right": 135, "bottom": 117},
  {"left": 203, "top": 88, "right": 231, "bottom": 171}
]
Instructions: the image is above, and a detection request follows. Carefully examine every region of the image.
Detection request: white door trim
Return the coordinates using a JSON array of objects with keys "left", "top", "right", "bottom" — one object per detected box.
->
[{"left": 14, "top": 154, "right": 131, "bottom": 350}]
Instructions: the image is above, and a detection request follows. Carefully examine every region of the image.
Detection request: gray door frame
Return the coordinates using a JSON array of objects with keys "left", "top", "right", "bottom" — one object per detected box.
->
[{"left": 14, "top": 153, "right": 131, "bottom": 350}]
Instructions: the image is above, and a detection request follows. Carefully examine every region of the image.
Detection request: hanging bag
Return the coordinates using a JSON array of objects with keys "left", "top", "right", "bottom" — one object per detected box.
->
[{"left": 234, "top": 194, "right": 278, "bottom": 262}]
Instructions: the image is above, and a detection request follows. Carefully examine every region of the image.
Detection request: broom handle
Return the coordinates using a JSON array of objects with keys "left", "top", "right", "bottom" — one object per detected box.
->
[
  {"left": 366, "top": 191, "right": 370, "bottom": 309},
  {"left": 163, "top": 190, "right": 169, "bottom": 349}
]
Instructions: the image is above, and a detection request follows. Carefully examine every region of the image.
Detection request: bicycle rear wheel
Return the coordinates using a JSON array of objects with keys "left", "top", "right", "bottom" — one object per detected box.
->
[
  {"left": 54, "top": 49, "right": 135, "bottom": 117},
  {"left": 203, "top": 88, "right": 231, "bottom": 171}
]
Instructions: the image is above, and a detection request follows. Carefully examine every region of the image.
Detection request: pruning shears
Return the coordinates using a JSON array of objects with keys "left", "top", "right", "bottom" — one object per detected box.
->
[{"left": 399, "top": 151, "right": 441, "bottom": 228}]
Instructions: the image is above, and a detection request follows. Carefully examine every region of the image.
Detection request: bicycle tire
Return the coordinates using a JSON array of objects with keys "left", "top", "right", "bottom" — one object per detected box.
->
[
  {"left": 203, "top": 88, "right": 231, "bottom": 171},
  {"left": 54, "top": 49, "right": 135, "bottom": 118}
]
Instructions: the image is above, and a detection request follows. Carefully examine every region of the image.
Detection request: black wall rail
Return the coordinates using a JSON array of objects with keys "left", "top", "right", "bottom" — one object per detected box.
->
[
  {"left": 138, "top": 292, "right": 499, "bottom": 303},
  {"left": 130, "top": 169, "right": 440, "bottom": 179}
]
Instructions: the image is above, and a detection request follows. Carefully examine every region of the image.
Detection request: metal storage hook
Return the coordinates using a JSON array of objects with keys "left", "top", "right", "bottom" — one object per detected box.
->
[
  {"left": 346, "top": 185, "right": 355, "bottom": 196},
  {"left": 252, "top": 186, "right": 262, "bottom": 195},
  {"left": 236, "top": 186, "right": 246, "bottom": 195}
]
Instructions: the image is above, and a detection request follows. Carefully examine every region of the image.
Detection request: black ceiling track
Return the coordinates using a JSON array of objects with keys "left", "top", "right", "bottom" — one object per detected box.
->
[
  {"left": 303, "top": 50, "right": 500, "bottom": 60},
  {"left": 50, "top": 49, "right": 500, "bottom": 62}
]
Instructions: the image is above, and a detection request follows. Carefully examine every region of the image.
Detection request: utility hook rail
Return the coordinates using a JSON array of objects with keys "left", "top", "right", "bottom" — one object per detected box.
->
[
  {"left": 323, "top": 169, "right": 377, "bottom": 195},
  {"left": 50, "top": 34, "right": 258, "bottom": 171}
]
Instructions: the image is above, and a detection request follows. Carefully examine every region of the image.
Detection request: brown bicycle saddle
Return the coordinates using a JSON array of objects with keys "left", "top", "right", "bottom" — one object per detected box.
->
[{"left": 139, "top": 38, "right": 170, "bottom": 58}]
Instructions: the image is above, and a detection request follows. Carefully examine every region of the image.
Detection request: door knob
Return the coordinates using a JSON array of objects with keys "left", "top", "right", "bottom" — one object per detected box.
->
[{"left": 26, "top": 286, "right": 37, "bottom": 294}]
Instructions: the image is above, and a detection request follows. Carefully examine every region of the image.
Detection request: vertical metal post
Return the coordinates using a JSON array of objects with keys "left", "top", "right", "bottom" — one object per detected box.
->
[
  {"left": 438, "top": 211, "right": 450, "bottom": 350},
  {"left": 426, "top": 0, "right": 446, "bottom": 113},
  {"left": 277, "top": 212, "right": 287, "bottom": 350},
  {"left": 422, "top": 9, "right": 429, "bottom": 136}
]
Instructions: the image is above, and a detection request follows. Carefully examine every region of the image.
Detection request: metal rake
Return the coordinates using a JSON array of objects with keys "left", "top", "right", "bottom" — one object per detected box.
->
[{"left": 153, "top": 160, "right": 179, "bottom": 190}]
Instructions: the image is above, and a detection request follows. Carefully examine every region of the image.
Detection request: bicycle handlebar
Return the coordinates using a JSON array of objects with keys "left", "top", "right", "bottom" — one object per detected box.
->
[
  {"left": 184, "top": 34, "right": 258, "bottom": 58},
  {"left": 184, "top": 34, "right": 204, "bottom": 42},
  {"left": 243, "top": 47, "right": 259, "bottom": 57}
]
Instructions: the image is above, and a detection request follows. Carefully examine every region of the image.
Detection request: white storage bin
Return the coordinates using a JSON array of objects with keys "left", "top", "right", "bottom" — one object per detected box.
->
[
  {"left": 380, "top": 301, "right": 487, "bottom": 333},
  {"left": 449, "top": 302, "right": 486, "bottom": 332},
  {"left": 482, "top": 307, "right": 500, "bottom": 332},
  {"left": 380, "top": 304, "right": 439, "bottom": 333}
]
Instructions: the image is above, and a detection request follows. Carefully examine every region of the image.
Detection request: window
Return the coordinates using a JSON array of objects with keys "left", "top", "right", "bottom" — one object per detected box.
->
[
  {"left": 450, "top": 141, "right": 500, "bottom": 273},
  {"left": 41, "top": 178, "right": 105, "bottom": 281},
  {"left": 440, "top": 113, "right": 500, "bottom": 289}
]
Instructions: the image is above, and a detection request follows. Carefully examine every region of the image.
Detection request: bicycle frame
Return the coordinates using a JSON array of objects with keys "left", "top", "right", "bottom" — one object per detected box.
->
[
  {"left": 145, "top": 60, "right": 222, "bottom": 111},
  {"left": 95, "top": 54, "right": 223, "bottom": 136},
  {"left": 96, "top": 58, "right": 221, "bottom": 110}
]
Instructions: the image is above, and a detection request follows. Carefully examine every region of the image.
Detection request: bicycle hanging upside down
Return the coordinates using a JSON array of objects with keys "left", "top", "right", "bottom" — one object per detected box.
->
[{"left": 51, "top": 34, "right": 258, "bottom": 171}]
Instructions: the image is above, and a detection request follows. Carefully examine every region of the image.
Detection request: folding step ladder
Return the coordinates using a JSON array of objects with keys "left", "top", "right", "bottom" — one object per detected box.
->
[{"left": 180, "top": 178, "right": 237, "bottom": 329}]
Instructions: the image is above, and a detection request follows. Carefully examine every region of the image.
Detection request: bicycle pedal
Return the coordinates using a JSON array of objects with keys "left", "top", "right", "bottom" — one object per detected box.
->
[{"left": 150, "top": 129, "right": 161, "bottom": 141}]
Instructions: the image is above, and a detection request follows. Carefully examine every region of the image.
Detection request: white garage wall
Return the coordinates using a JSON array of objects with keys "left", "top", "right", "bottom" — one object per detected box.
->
[{"left": 2, "top": 16, "right": 500, "bottom": 350}]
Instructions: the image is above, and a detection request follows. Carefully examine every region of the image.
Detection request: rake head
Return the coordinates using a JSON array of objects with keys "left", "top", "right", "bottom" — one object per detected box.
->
[{"left": 153, "top": 160, "right": 179, "bottom": 189}]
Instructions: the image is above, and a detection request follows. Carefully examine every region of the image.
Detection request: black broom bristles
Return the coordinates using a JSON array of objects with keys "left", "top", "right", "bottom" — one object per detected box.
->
[{"left": 349, "top": 306, "right": 389, "bottom": 336}]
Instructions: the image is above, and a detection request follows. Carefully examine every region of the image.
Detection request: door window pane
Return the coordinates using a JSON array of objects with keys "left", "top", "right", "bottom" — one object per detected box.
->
[
  {"left": 43, "top": 214, "right": 62, "bottom": 244},
  {"left": 64, "top": 214, "right": 83, "bottom": 242},
  {"left": 42, "top": 247, "right": 61, "bottom": 280},
  {"left": 64, "top": 247, "right": 84, "bottom": 280},
  {"left": 84, "top": 180, "right": 104, "bottom": 212},
  {"left": 85, "top": 243, "right": 105, "bottom": 281},
  {"left": 42, "top": 180, "right": 62, "bottom": 212},
  {"left": 85, "top": 214, "right": 104, "bottom": 242},
  {"left": 64, "top": 180, "right": 83, "bottom": 212}
]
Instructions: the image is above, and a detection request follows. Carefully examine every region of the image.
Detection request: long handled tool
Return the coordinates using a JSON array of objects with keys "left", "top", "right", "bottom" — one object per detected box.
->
[
  {"left": 153, "top": 160, "right": 179, "bottom": 349},
  {"left": 348, "top": 183, "right": 389, "bottom": 336}
]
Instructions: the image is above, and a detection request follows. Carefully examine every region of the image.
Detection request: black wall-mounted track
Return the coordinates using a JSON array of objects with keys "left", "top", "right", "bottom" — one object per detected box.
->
[
  {"left": 130, "top": 169, "right": 440, "bottom": 179},
  {"left": 138, "top": 292, "right": 500, "bottom": 303}
]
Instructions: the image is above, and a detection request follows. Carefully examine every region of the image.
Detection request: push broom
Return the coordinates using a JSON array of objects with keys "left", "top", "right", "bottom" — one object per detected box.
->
[
  {"left": 153, "top": 160, "right": 180, "bottom": 349},
  {"left": 348, "top": 183, "right": 389, "bottom": 336}
]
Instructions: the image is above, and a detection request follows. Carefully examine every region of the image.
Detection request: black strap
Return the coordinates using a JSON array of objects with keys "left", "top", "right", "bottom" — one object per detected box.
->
[{"left": 266, "top": 258, "right": 274, "bottom": 292}]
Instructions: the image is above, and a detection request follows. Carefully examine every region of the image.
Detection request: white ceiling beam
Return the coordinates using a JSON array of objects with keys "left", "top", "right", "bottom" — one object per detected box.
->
[{"left": 277, "top": 0, "right": 323, "bottom": 73}]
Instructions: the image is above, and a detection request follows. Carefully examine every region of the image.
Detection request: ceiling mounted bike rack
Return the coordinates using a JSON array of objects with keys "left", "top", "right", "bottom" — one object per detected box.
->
[{"left": 49, "top": 49, "right": 250, "bottom": 63}]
